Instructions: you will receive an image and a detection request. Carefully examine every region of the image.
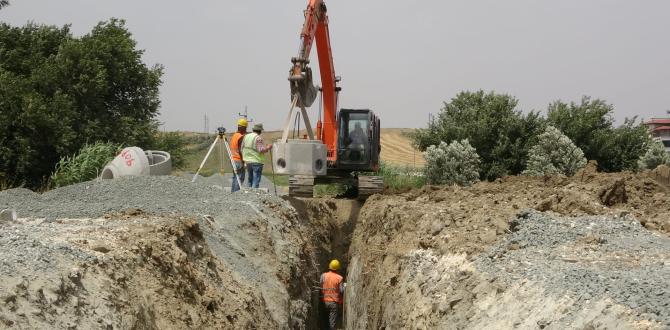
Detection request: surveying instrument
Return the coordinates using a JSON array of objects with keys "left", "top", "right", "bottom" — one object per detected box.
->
[{"left": 192, "top": 126, "right": 243, "bottom": 190}]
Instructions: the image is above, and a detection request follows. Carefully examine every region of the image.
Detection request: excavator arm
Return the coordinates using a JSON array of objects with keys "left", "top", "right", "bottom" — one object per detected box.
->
[{"left": 289, "top": 0, "right": 339, "bottom": 161}]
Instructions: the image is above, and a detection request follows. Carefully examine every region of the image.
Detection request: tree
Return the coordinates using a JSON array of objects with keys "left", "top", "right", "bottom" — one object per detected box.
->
[
  {"left": 0, "top": 1, "right": 9, "bottom": 10},
  {"left": 524, "top": 126, "right": 586, "bottom": 176},
  {"left": 638, "top": 140, "right": 669, "bottom": 170},
  {"left": 423, "top": 139, "right": 481, "bottom": 186},
  {"left": 547, "top": 97, "right": 651, "bottom": 172},
  {"left": 0, "top": 20, "right": 163, "bottom": 189},
  {"left": 413, "top": 90, "right": 545, "bottom": 181}
]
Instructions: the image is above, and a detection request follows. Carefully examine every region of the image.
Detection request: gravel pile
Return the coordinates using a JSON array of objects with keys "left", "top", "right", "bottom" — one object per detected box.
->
[
  {"left": 184, "top": 172, "right": 280, "bottom": 193},
  {"left": 0, "top": 176, "right": 276, "bottom": 220},
  {"left": 476, "top": 210, "right": 670, "bottom": 327}
]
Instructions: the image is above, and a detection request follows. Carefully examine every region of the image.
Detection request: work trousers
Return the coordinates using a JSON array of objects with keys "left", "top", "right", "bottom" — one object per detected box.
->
[
  {"left": 324, "top": 301, "right": 339, "bottom": 330},
  {"left": 246, "top": 163, "right": 263, "bottom": 188},
  {"left": 231, "top": 161, "right": 245, "bottom": 192}
]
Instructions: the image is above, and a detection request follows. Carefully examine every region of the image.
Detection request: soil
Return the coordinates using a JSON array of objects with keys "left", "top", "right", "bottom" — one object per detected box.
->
[
  {"left": 0, "top": 177, "right": 337, "bottom": 329},
  {"left": 1, "top": 167, "right": 669, "bottom": 329},
  {"left": 346, "top": 168, "right": 670, "bottom": 329}
]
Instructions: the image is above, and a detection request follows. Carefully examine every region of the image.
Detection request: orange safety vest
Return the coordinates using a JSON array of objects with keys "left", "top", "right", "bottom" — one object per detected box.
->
[
  {"left": 320, "top": 271, "right": 343, "bottom": 304},
  {"left": 230, "top": 132, "right": 245, "bottom": 161}
]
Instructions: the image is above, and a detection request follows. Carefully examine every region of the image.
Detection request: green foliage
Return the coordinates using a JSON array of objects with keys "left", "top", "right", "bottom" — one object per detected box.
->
[
  {"left": 377, "top": 162, "right": 425, "bottom": 190},
  {"left": 150, "top": 131, "right": 187, "bottom": 169},
  {"left": 638, "top": 140, "right": 670, "bottom": 170},
  {"left": 412, "top": 90, "right": 545, "bottom": 181},
  {"left": 0, "top": 20, "right": 163, "bottom": 189},
  {"left": 524, "top": 126, "right": 586, "bottom": 176},
  {"left": 423, "top": 139, "right": 480, "bottom": 186},
  {"left": 547, "top": 97, "right": 651, "bottom": 172},
  {"left": 51, "top": 142, "right": 121, "bottom": 188},
  {"left": 314, "top": 184, "right": 348, "bottom": 197}
]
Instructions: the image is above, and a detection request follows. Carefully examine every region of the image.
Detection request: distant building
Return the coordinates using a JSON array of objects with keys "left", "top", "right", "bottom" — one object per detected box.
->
[{"left": 644, "top": 118, "right": 670, "bottom": 152}]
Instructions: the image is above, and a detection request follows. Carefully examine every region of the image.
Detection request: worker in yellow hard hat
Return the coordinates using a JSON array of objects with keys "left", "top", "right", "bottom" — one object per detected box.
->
[
  {"left": 320, "top": 259, "right": 345, "bottom": 330},
  {"left": 230, "top": 118, "right": 248, "bottom": 192}
]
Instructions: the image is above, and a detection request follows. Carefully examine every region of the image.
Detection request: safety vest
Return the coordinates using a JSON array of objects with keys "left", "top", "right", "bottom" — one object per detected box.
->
[
  {"left": 242, "top": 132, "right": 264, "bottom": 164},
  {"left": 320, "top": 271, "right": 343, "bottom": 304},
  {"left": 230, "top": 132, "right": 245, "bottom": 161}
]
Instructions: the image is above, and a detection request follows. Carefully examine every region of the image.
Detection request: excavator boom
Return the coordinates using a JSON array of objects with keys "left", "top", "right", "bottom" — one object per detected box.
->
[
  {"left": 289, "top": 0, "right": 338, "bottom": 161},
  {"left": 274, "top": 0, "right": 383, "bottom": 199}
]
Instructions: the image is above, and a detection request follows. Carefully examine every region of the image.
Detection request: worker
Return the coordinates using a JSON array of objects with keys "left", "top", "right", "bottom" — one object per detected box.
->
[
  {"left": 241, "top": 123, "right": 272, "bottom": 188},
  {"left": 230, "top": 118, "right": 247, "bottom": 192},
  {"left": 348, "top": 122, "right": 367, "bottom": 161},
  {"left": 320, "top": 259, "right": 345, "bottom": 330}
]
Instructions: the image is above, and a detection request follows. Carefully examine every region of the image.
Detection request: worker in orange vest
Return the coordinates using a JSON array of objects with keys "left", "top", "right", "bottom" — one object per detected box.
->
[
  {"left": 230, "top": 118, "right": 247, "bottom": 192},
  {"left": 320, "top": 259, "right": 345, "bottom": 330}
]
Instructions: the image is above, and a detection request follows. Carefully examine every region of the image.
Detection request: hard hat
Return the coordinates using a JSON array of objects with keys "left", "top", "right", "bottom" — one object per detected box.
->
[
  {"left": 237, "top": 118, "right": 248, "bottom": 127},
  {"left": 253, "top": 123, "right": 264, "bottom": 132},
  {"left": 329, "top": 259, "right": 341, "bottom": 271}
]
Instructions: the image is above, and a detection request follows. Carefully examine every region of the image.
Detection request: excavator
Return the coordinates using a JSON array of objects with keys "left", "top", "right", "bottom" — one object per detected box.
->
[{"left": 272, "top": 0, "right": 383, "bottom": 199}]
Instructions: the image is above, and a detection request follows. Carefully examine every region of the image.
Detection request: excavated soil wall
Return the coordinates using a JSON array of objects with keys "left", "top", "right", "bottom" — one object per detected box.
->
[{"left": 344, "top": 169, "right": 670, "bottom": 329}]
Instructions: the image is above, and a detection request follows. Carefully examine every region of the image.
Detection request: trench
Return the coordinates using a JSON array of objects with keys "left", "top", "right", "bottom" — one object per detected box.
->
[{"left": 285, "top": 197, "right": 362, "bottom": 330}]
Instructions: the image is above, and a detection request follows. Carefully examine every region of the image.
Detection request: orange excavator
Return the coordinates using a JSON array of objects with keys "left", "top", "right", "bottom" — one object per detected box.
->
[{"left": 272, "top": 0, "right": 383, "bottom": 198}]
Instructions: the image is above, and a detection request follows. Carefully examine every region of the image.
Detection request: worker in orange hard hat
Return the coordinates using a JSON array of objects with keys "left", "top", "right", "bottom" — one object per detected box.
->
[
  {"left": 230, "top": 118, "right": 248, "bottom": 192},
  {"left": 320, "top": 259, "right": 345, "bottom": 330}
]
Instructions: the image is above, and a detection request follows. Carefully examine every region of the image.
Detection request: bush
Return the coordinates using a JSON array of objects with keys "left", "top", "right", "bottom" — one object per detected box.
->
[
  {"left": 412, "top": 90, "right": 545, "bottom": 181},
  {"left": 149, "top": 131, "right": 187, "bottom": 169},
  {"left": 423, "top": 139, "right": 480, "bottom": 186},
  {"left": 377, "top": 162, "right": 426, "bottom": 190},
  {"left": 51, "top": 142, "right": 121, "bottom": 188},
  {"left": 523, "top": 126, "right": 586, "bottom": 176},
  {"left": 638, "top": 141, "right": 670, "bottom": 170}
]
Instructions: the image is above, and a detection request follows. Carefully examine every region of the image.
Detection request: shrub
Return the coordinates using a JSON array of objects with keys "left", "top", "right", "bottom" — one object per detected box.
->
[
  {"left": 423, "top": 139, "right": 480, "bottom": 186},
  {"left": 523, "top": 126, "right": 587, "bottom": 176},
  {"left": 638, "top": 140, "right": 670, "bottom": 170},
  {"left": 51, "top": 142, "right": 121, "bottom": 187}
]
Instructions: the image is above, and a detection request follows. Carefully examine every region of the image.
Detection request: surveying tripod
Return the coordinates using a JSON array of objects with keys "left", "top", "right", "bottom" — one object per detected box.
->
[{"left": 192, "top": 127, "right": 243, "bottom": 190}]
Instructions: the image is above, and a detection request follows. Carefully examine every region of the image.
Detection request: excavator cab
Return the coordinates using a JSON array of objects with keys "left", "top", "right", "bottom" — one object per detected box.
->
[{"left": 336, "top": 109, "right": 381, "bottom": 172}]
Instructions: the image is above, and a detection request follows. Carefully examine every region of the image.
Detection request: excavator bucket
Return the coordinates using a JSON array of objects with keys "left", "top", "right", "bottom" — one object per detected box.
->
[{"left": 289, "top": 66, "right": 318, "bottom": 108}]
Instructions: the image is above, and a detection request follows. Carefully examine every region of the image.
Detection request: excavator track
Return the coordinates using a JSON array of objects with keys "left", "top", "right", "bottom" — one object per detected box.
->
[
  {"left": 289, "top": 175, "right": 315, "bottom": 198},
  {"left": 357, "top": 175, "right": 384, "bottom": 200}
]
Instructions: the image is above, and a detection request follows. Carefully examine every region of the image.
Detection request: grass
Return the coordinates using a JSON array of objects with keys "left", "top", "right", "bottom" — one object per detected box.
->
[
  {"left": 376, "top": 162, "right": 426, "bottom": 190},
  {"left": 51, "top": 142, "right": 121, "bottom": 188}
]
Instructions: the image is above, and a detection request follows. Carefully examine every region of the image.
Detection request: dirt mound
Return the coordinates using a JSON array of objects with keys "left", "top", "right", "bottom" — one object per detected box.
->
[
  {"left": 0, "top": 215, "right": 275, "bottom": 329},
  {"left": 346, "top": 171, "right": 670, "bottom": 329}
]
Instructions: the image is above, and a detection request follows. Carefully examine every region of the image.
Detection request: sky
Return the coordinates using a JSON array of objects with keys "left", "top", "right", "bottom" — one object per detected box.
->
[{"left": 2, "top": 0, "right": 669, "bottom": 132}]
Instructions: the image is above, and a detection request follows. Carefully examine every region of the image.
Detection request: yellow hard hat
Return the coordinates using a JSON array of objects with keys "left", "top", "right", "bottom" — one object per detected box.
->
[
  {"left": 237, "top": 118, "right": 248, "bottom": 127},
  {"left": 329, "top": 259, "right": 341, "bottom": 271}
]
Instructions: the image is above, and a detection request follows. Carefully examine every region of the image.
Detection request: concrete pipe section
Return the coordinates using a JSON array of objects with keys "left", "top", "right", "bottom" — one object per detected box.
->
[{"left": 101, "top": 147, "right": 172, "bottom": 179}]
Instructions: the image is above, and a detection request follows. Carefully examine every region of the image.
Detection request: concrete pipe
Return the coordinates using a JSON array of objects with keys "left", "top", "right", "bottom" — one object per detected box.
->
[
  {"left": 101, "top": 147, "right": 150, "bottom": 179},
  {"left": 146, "top": 150, "right": 172, "bottom": 176}
]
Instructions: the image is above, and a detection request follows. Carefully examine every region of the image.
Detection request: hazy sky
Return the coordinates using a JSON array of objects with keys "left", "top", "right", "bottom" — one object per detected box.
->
[{"left": 2, "top": 1, "right": 669, "bottom": 131}]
